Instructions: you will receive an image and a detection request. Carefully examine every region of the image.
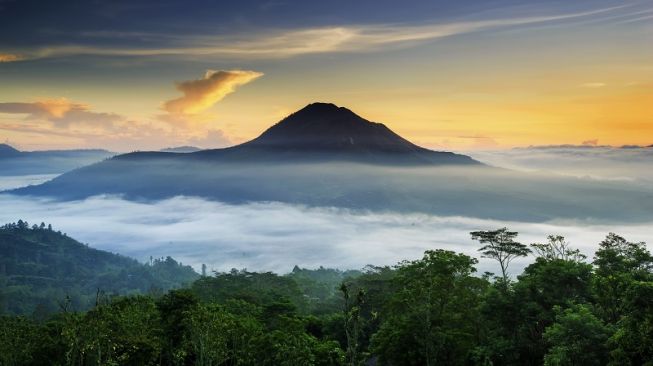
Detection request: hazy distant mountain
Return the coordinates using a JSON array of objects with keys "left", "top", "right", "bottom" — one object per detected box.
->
[
  {"left": 9, "top": 103, "right": 653, "bottom": 222},
  {"left": 0, "top": 144, "right": 115, "bottom": 176},
  {"left": 0, "top": 144, "right": 21, "bottom": 157},
  {"left": 160, "top": 146, "right": 202, "bottom": 153}
]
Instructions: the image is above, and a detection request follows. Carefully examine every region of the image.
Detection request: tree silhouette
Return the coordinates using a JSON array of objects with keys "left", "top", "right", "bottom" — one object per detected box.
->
[{"left": 471, "top": 228, "right": 530, "bottom": 283}]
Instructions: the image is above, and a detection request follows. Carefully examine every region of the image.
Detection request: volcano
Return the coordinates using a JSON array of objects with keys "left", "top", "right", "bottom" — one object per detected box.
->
[
  {"left": 144, "top": 102, "right": 479, "bottom": 165},
  {"left": 10, "top": 103, "right": 494, "bottom": 211}
]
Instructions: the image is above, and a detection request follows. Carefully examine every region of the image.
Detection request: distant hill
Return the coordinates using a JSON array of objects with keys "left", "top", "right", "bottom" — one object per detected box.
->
[
  {"left": 160, "top": 146, "right": 202, "bottom": 153},
  {"left": 0, "top": 144, "right": 115, "bottom": 176},
  {"left": 0, "top": 144, "right": 21, "bottom": 157},
  {"left": 0, "top": 221, "right": 199, "bottom": 315}
]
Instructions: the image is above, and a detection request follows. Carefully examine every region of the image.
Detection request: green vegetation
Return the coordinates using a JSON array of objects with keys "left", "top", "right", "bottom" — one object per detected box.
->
[
  {"left": 1, "top": 224, "right": 652, "bottom": 365},
  {"left": 0, "top": 221, "right": 199, "bottom": 315}
]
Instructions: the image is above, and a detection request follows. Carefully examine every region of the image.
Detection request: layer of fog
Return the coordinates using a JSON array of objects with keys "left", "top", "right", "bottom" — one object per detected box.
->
[
  {"left": 467, "top": 146, "right": 653, "bottom": 183},
  {"left": 16, "top": 157, "right": 653, "bottom": 223},
  {"left": 0, "top": 174, "right": 58, "bottom": 191},
  {"left": 1, "top": 194, "right": 650, "bottom": 276}
]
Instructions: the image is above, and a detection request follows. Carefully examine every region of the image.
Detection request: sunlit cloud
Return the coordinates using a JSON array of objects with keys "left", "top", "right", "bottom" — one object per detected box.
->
[
  {"left": 163, "top": 70, "right": 263, "bottom": 116},
  {"left": 0, "top": 53, "right": 22, "bottom": 62},
  {"left": 0, "top": 98, "right": 123, "bottom": 130},
  {"left": 4, "top": 5, "right": 625, "bottom": 61},
  {"left": 0, "top": 93, "right": 237, "bottom": 151}
]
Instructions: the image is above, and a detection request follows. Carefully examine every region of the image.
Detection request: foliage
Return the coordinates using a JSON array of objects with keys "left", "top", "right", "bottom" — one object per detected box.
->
[
  {"left": 543, "top": 304, "right": 611, "bottom": 366},
  {"left": 0, "top": 221, "right": 199, "bottom": 315},
  {"left": 470, "top": 228, "right": 531, "bottom": 283},
  {"left": 1, "top": 227, "right": 652, "bottom": 366}
]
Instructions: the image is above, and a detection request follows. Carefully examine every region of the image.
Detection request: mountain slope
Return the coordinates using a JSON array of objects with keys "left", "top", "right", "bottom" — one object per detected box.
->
[
  {"left": 0, "top": 144, "right": 115, "bottom": 176},
  {"left": 0, "top": 221, "right": 199, "bottom": 315},
  {"left": 189, "top": 103, "right": 478, "bottom": 165}
]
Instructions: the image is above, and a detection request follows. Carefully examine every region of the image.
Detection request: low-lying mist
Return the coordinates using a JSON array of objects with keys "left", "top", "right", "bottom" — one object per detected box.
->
[
  {"left": 12, "top": 159, "right": 653, "bottom": 222},
  {"left": 468, "top": 146, "right": 653, "bottom": 183},
  {"left": 0, "top": 193, "right": 650, "bottom": 275}
]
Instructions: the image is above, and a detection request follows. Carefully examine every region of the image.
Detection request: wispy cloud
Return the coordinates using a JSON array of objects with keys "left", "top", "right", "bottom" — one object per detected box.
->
[
  {"left": 0, "top": 53, "right": 22, "bottom": 62},
  {"left": 0, "top": 98, "right": 122, "bottom": 129},
  {"left": 2, "top": 5, "right": 625, "bottom": 62},
  {"left": 0, "top": 94, "right": 237, "bottom": 151},
  {"left": 580, "top": 82, "right": 606, "bottom": 88}
]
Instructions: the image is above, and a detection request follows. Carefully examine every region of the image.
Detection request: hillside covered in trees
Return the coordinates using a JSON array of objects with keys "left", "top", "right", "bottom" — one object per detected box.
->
[
  {"left": 0, "top": 221, "right": 199, "bottom": 315},
  {"left": 1, "top": 228, "right": 652, "bottom": 365}
]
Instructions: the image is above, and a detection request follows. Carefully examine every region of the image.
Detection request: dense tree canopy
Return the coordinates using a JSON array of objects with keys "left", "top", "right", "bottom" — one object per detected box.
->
[{"left": 1, "top": 224, "right": 652, "bottom": 366}]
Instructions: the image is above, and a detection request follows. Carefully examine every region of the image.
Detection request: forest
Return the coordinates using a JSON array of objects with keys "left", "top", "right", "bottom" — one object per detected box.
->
[
  {"left": 0, "top": 221, "right": 199, "bottom": 315},
  {"left": 1, "top": 226, "right": 652, "bottom": 366}
]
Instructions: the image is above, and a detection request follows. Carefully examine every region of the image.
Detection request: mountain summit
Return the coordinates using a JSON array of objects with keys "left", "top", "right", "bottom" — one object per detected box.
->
[
  {"left": 195, "top": 102, "right": 479, "bottom": 165},
  {"left": 246, "top": 102, "right": 421, "bottom": 153}
]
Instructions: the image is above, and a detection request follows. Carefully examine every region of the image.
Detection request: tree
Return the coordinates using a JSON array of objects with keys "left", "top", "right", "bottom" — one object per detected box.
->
[
  {"left": 471, "top": 228, "right": 531, "bottom": 283},
  {"left": 608, "top": 281, "right": 653, "bottom": 365},
  {"left": 371, "top": 250, "right": 485, "bottom": 366},
  {"left": 543, "top": 304, "right": 611, "bottom": 366},
  {"left": 531, "top": 235, "right": 586, "bottom": 262},
  {"left": 340, "top": 282, "right": 365, "bottom": 366},
  {"left": 0, "top": 316, "right": 39, "bottom": 366},
  {"left": 511, "top": 257, "right": 594, "bottom": 364},
  {"left": 593, "top": 233, "right": 653, "bottom": 323}
]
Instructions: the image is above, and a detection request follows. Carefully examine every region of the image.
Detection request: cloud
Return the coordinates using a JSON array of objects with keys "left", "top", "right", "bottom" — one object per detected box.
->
[
  {"left": 582, "top": 139, "right": 599, "bottom": 146},
  {"left": 187, "top": 129, "right": 232, "bottom": 149},
  {"left": 580, "top": 82, "right": 606, "bottom": 88},
  {"left": 0, "top": 193, "right": 650, "bottom": 274},
  {"left": 4, "top": 5, "right": 625, "bottom": 61},
  {"left": 163, "top": 70, "right": 263, "bottom": 116},
  {"left": 0, "top": 53, "right": 22, "bottom": 62},
  {"left": 0, "top": 95, "right": 237, "bottom": 151},
  {"left": 0, "top": 98, "right": 122, "bottom": 128}
]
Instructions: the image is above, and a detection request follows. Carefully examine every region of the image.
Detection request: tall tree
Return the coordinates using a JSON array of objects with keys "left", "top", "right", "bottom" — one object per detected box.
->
[{"left": 471, "top": 228, "right": 531, "bottom": 283}]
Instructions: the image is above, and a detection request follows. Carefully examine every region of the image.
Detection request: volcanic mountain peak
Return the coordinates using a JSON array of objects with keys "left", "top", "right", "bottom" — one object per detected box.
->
[{"left": 244, "top": 102, "right": 426, "bottom": 154}]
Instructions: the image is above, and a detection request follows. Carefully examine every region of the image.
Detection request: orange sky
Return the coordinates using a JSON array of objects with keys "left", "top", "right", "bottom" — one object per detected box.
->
[{"left": 1, "top": 2, "right": 652, "bottom": 151}]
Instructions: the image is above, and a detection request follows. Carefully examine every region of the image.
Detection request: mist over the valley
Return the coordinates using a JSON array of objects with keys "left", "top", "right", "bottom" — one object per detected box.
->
[
  {"left": 0, "top": 193, "right": 650, "bottom": 276},
  {"left": 0, "top": 174, "right": 56, "bottom": 191},
  {"left": 467, "top": 145, "right": 653, "bottom": 183},
  {"left": 3, "top": 141, "right": 652, "bottom": 276}
]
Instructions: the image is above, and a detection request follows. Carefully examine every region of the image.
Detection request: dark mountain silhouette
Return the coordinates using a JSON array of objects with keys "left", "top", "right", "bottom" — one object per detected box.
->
[
  {"left": 186, "top": 103, "right": 478, "bottom": 165},
  {"left": 0, "top": 143, "right": 21, "bottom": 157}
]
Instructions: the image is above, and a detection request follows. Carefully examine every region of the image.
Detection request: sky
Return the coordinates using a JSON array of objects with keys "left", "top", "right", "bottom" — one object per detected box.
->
[{"left": 0, "top": 0, "right": 652, "bottom": 151}]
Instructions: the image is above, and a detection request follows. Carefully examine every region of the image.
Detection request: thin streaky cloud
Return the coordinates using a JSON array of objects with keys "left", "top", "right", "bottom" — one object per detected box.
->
[
  {"left": 580, "top": 82, "right": 606, "bottom": 88},
  {"left": 4, "top": 5, "right": 626, "bottom": 62},
  {"left": 614, "top": 13, "right": 653, "bottom": 24}
]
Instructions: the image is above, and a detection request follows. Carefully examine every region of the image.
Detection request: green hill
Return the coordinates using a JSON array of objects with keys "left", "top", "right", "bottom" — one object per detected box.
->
[{"left": 0, "top": 220, "right": 199, "bottom": 315}]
